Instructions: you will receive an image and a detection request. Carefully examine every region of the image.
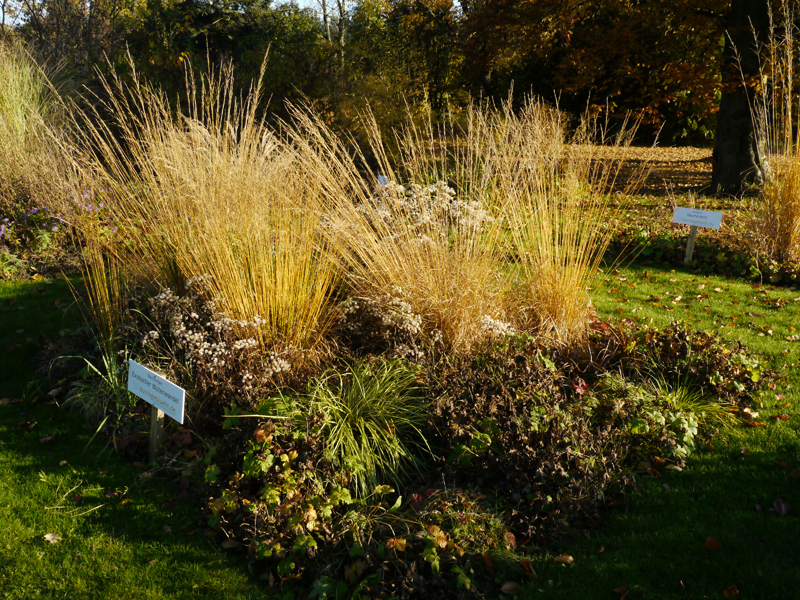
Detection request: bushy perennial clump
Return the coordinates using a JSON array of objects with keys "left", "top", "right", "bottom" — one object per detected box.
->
[{"left": 142, "top": 277, "right": 294, "bottom": 412}]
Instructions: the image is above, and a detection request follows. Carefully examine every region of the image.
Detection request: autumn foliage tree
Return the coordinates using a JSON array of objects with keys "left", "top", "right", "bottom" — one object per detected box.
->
[{"left": 461, "top": 0, "right": 728, "bottom": 143}]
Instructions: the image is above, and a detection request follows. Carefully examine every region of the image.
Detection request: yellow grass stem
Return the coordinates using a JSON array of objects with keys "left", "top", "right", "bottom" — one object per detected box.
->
[
  {"left": 749, "top": 0, "right": 800, "bottom": 263},
  {"left": 70, "top": 58, "right": 338, "bottom": 353}
]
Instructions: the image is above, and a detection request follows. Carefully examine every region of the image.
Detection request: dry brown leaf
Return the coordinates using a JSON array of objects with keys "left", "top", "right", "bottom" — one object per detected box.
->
[
  {"left": 774, "top": 497, "right": 790, "bottom": 516},
  {"left": 521, "top": 558, "right": 538, "bottom": 580},
  {"left": 39, "top": 436, "right": 54, "bottom": 443},
  {"left": 613, "top": 586, "right": 630, "bottom": 599},
  {"left": 481, "top": 552, "right": 494, "bottom": 576},
  {"left": 554, "top": 555, "right": 574, "bottom": 565},
  {"left": 705, "top": 537, "right": 722, "bottom": 551},
  {"left": 500, "top": 582, "right": 521, "bottom": 595},
  {"left": 221, "top": 539, "right": 240, "bottom": 549},
  {"left": 43, "top": 533, "right": 58, "bottom": 544},
  {"left": 723, "top": 584, "right": 740, "bottom": 598}
]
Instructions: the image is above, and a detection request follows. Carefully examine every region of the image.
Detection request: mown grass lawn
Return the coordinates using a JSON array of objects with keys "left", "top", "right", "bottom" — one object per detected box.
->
[
  {"left": 526, "top": 262, "right": 800, "bottom": 600},
  {"left": 1, "top": 261, "right": 799, "bottom": 600},
  {"left": 0, "top": 278, "right": 270, "bottom": 600}
]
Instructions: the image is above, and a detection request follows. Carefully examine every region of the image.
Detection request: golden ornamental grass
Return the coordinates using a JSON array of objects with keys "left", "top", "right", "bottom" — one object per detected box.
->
[
  {"left": 0, "top": 41, "right": 74, "bottom": 212},
  {"left": 70, "top": 59, "right": 338, "bottom": 354},
  {"left": 288, "top": 104, "right": 508, "bottom": 353},
  {"left": 748, "top": 0, "right": 800, "bottom": 263}
]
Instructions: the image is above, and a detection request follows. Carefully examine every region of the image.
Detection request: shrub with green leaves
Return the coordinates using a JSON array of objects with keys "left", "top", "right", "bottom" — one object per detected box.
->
[{"left": 626, "top": 321, "right": 774, "bottom": 404}]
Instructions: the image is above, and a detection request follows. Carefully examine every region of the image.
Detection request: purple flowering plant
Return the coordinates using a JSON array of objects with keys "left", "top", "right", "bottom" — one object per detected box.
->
[{"left": 0, "top": 191, "right": 63, "bottom": 250}]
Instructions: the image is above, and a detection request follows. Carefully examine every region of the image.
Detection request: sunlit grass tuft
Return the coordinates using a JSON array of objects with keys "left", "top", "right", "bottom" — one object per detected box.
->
[
  {"left": 304, "top": 359, "right": 431, "bottom": 497},
  {"left": 749, "top": 0, "right": 800, "bottom": 263},
  {"left": 70, "top": 60, "right": 339, "bottom": 356}
]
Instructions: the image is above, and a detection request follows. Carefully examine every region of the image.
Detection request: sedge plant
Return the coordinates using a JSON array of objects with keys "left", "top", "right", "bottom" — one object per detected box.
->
[{"left": 305, "top": 359, "right": 431, "bottom": 497}]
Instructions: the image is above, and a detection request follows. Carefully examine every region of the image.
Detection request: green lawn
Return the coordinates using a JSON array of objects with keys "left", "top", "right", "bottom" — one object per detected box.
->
[
  {"left": 0, "top": 278, "right": 270, "bottom": 600},
  {"left": 1, "top": 262, "right": 799, "bottom": 599},
  {"left": 520, "top": 263, "right": 800, "bottom": 600}
]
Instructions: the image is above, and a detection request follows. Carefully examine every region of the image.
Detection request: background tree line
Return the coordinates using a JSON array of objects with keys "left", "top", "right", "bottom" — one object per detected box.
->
[{"left": 0, "top": 0, "right": 783, "bottom": 188}]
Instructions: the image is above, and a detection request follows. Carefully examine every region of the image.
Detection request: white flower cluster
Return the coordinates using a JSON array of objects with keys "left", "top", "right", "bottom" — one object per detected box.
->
[
  {"left": 372, "top": 180, "right": 495, "bottom": 238},
  {"left": 146, "top": 279, "right": 292, "bottom": 397},
  {"left": 338, "top": 287, "right": 424, "bottom": 359},
  {"left": 480, "top": 315, "right": 516, "bottom": 338},
  {"left": 322, "top": 180, "right": 494, "bottom": 248}
]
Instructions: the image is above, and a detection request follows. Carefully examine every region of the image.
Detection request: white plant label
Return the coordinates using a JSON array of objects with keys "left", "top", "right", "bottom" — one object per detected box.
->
[
  {"left": 672, "top": 207, "right": 723, "bottom": 229},
  {"left": 128, "top": 360, "right": 185, "bottom": 424}
]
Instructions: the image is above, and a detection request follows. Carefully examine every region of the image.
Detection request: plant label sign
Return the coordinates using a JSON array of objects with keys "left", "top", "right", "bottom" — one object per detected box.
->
[
  {"left": 672, "top": 207, "right": 723, "bottom": 229},
  {"left": 128, "top": 359, "right": 185, "bottom": 424},
  {"left": 671, "top": 207, "right": 723, "bottom": 264}
]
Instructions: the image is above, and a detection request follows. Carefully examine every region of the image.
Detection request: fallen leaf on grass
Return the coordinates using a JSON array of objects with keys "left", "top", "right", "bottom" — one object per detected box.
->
[
  {"left": 39, "top": 436, "right": 54, "bottom": 443},
  {"left": 183, "top": 450, "right": 198, "bottom": 459},
  {"left": 119, "top": 499, "right": 131, "bottom": 505},
  {"left": 705, "top": 537, "right": 722, "bottom": 551},
  {"left": 741, "top": 446, "right": 750, "bottom": 455},
  {"left": 505, "top": 531, "right": 516, "bottom": 549},
  {"left": 44, "top": 533, "right": 58, "bottom": 544},
  {"left": 613, "top": 586, "right": 630, "bottom": 599},
  {"left": 500, "top": 582, "right": 521, "bottom": 595},
  {"left": 386, "top": 538, "right": 407, "bottom": 551},
  {"left": 521, "top": 558, "right": 538, "bottom": 580},
  {"left": 742, "top": 408, "right": 759, "bottom": 421},
  {"left": 788, "top": 470, "right": 800, "bottom": 478},
  {"left": 221, "top": 539, "right": 240, "bottom": 549},
  {"left": 143, "top": 487, "right": 156, "bottom": 494},
  {"left": 724, "top": 584, "right": 740, "bottom": 598},
  {"left": 162, "top": 525, "right": 172, "bottom": 534},
  {"left": 774, "top": 461, "right": 789, "bottom": 468},
  {"left": 772, "top": 414, "right": 790, "bottom": 421},
  {"left": 481, "top": 552, "right": 494, "bottom": 576},
  {"left": 774, "top": 498, "right": 790, "bottom": 516},
  {"left": 554, "top": 555, "right": 574, "bottom": 565},
  {"left": 597, "top": 544, "right": 605, "bottom": 554}
]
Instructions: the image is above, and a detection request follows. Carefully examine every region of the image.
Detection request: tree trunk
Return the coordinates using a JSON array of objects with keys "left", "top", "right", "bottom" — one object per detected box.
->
[{"left": 711, "top": 0, "right": 770, "bottom": 194}]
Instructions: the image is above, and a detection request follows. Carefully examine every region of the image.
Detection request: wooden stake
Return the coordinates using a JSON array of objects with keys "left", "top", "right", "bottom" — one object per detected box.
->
[
  {"left": 684, "top": 225, "right": 698, "bottom": 265},
  {"left": 149, "top": 405, "right": 165, "bottom": 462}
]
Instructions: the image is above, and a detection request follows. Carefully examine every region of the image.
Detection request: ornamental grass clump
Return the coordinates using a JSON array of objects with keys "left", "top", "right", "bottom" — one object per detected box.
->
[
  {"left": 0, "top": 41, "right": 74, "bottom": 248},
  {"left": 305, "top": 360, "right": 431, "bottom": 497},
  {"left": 748, "top": 0, "right": 800, "bottom": 264},
  {"left": 290, "top": 105, "right": 508, "bottom": 354},
  {"left": 291, "top": 99, "right": 642, "bottom": 352},
  {"left": 70, "top": 60, "right": 338, "bottom": 358},
  {"left": 488, "top": 99, "right": 642, "bottom": 345}
]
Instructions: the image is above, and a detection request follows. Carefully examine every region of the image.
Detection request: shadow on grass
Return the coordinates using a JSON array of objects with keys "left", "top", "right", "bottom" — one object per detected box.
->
[{"left": 0, "top": 396, "right": 271, "bottom": 599}]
